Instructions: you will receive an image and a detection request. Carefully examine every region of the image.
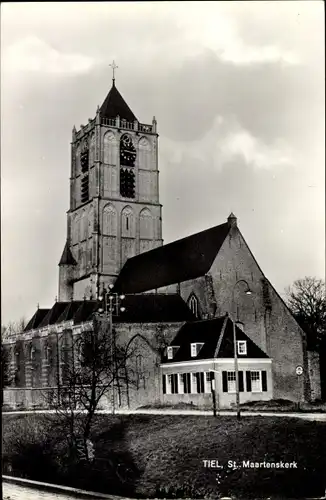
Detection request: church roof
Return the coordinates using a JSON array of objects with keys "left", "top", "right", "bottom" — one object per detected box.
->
[
  {"left": 114, "top": 294, "right": 195, "bottom": 323},
  {"left": 38, "top": 302, "right": 71, "bottom": 328},
  {"left": 24, "top": 308, "right": 50, "bottom": 332},
  {"left": 59, "top": 242, "right": 77, "bottom": 266},
  {"left": 162, "top": 315, "right": 270, "bottom": 363},
  {"left": 24, "top": 294, "right": 193, "bottom": 331},
  {"left": 113, "top": 222, "right": 230, "bottom": 294},
  {"left": 100, "top": 82, "right": 137, "bottom": 122}
]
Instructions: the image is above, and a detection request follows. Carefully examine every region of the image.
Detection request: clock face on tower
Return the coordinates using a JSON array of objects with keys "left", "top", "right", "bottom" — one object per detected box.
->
[{"left": 120, "top": 134, "right": 136, "bottom": 167}]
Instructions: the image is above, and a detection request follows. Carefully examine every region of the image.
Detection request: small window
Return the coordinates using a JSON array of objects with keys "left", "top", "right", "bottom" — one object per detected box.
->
[
  {"left": 237, "top": 340, "right": 247, "bottom": 355},
  {"left": 182, "top": 373, "right": 191, "bottom": 394},
  {"left": 190, "top": 343, "right": 204, "bottom": 357},
  {"left": 126, "top": 216, "right": 129, "bottom": 230},
  {"left": 167, "top": 346, "right": 179, "bottom": 360},
  {"left": 227, "top": 371, "right": 236, "bottom": 393},
  {"left": 250, "top": 371, "right": 262, "bottom": 392}
]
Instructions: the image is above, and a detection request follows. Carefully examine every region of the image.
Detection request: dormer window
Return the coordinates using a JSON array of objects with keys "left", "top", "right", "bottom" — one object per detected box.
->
[
  {"left": 237, "top": 340, "right": 247, "bottom": 355},
  {"left": 190, "top": 343, "right": 204, "bottom": 358},
  {"left": 167, "top": 346, "right": 179, "bottom": 360}
]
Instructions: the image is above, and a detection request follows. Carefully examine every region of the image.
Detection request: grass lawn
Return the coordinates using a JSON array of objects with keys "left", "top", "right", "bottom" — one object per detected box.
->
[{"left": 2, "top": 413, "right": 326, "bottom": 499}]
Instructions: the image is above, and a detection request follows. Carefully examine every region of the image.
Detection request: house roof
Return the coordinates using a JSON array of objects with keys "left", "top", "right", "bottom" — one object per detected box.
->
[
  {"left": 24, "top": 308, "right": 50, "bottom": 332},
  {"left": 100, "top": 82, "right": 137, "bottom": 122},
  {"left": 58, "top": 242, "right": 77, "bottom": 266},
  {"left": 24, "top": 294, "right": 193, "bottom": 331},
  {"left": 113, "top": 222, "right": 230, "bottom": 294},
  {"left": 161, "top": 315, "right": 269, "bottom": 363}
]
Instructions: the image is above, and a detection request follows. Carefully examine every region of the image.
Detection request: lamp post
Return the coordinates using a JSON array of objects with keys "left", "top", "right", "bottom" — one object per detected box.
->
[
  {"left": 98, "top": 284, "right": 125, "bottom": 415},
  {"left": 232, "top": 279, "right": 252, "bottom": 421}
]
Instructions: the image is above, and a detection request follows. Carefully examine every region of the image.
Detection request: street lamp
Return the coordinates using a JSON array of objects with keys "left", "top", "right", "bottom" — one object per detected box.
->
[
  {"left": 98, "top": 284, "right": 126, "bottom": 415},
  {"left": 232, "top": 279, "right": 252, "bottom": 421}
]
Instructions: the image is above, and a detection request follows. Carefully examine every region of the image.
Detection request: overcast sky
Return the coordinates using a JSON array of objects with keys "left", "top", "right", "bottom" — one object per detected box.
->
[{"left": 1, "top": 1, "right": 324, "bottom": 325}]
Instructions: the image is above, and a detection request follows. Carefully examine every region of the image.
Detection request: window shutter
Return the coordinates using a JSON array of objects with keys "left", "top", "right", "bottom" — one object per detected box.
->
[
  {"left": 222, "top": 371, "right": 228, "bottom": 392},
  {"left": 262, "top": 371, "right": 268, "bottom": 392},
  {"left": 239, "top": 371, "right": 244, "bottom": 392},
  {"left": 162, "top": 375, "right": 166, "bottom": 394},
  {"left": 246, "top": 371, "right": 252, "bottom": 392},
  {"left": 175, "top": 373, "right": 179, "bottom": 394}
]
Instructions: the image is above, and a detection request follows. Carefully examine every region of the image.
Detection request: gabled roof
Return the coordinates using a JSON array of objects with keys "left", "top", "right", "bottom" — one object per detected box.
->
[
  {"left": 37, "top": 302, "right": 71, "bottom": 328},
  {"left": 100, "top": 82, "right": 137, "bottom": 122},
  {"left": 113, "top": 222, "right": 230, "bottom": 294},
  {"left": 56, "top": 301, "right": 84, "bottom": 323},
  {"left": 162, "top": 315, "right": 269, "bottom": 363},
  {"left": 113, "top": 294, "right": 195, "bottom": 323},
  {"left": 59, "top": 242, "right": 77, "bottom": 266},
  {"left": 24, "top": 308, "right": 50, "bottom": 332}
]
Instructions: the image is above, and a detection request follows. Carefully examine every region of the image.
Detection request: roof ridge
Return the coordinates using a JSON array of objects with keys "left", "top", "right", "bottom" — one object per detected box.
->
[{"left": 214, "top": 314, "right": 229, "bottom": 357}]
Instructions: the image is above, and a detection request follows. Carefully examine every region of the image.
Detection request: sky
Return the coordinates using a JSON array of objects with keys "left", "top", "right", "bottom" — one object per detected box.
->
[{"left": 1, "top": 1, "right": 325, "bottom": 325}]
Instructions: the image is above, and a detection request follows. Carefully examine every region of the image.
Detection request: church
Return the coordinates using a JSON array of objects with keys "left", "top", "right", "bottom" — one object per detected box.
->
[{"left": 3, "top": 67, "right": 321, "bottom": 410}]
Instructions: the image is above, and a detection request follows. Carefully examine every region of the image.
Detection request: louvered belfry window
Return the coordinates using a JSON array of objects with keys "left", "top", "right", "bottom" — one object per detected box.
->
[{"left": 120, "top": 134, "right": 136, "bottom": 198}]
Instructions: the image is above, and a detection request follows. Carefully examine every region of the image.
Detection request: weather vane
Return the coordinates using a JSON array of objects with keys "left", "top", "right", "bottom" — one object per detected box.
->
[{"left": 109, "top": 60, "right": 118, "bottom": 83}]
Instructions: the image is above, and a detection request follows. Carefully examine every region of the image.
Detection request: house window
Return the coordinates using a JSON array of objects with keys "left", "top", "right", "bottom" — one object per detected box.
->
[
  {"left": 205, "top": 372, "right": 213, "bottom": 393},
  {"left": 183, "top": 373, "right": 191, "bottom": 394},
  {"left": 227, "top": 371, "right": 236, "bottom": 393},
  {"left": 190, "top": 343, "right": 204, "bottom": 358},
  {"left": 188, "top": 294, "right": 199, "bottom": 318},
  {"left": 250, "top": 371, "right": 262, "bottom": 392},
  {"left": 237, "top": 340, "right": 247, "bottom": 355},
  {"left": 194, "top": 372, "right": 205, "bottom": 393},
  {"left": 168, "top": 374, "right": 178, "bottom": 394},
  {"left": 167, "top": 346, "right": 179, "bottom": 360},
  {"left": 178, "top": 374, "right": 184, "bottom": 394}
]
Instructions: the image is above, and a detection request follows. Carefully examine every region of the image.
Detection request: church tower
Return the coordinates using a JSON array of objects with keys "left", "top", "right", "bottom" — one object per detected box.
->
[{"left": 58, "top": 64, "right": 163, "bottom": 301}]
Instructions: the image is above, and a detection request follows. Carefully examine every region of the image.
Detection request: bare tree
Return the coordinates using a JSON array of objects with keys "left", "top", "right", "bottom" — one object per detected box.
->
[
  {"left": 1, "top": 317, "right": 27, "bottom": 342},
  {"left": 286, "top": 277, "right": 326, "bottom": 350},
  {"left": 48, "top": 314, "right": 137, "bottom": 464}
]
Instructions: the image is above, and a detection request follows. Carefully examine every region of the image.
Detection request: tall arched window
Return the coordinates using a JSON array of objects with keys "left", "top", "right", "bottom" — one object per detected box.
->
[
  {"left": 121, "top": 206, "right": 135, "bottom": 238},
  {"left": 103, "top": 204, "right": 117, "bottom": 236},
  {"left": 103, "top": 131, "right": 117, "bottom": 165},
  {"left": 188, "top": 294, "right": 200, "bottom": 318},
  {"left": 138, "top": 137, "right": 151, "bottom": 170},
  {"left": 139, "top": 208, "right": 153, "bottom": 239},
  {"left": 89, "top": 133, "right": 96, "bottom": 166}
]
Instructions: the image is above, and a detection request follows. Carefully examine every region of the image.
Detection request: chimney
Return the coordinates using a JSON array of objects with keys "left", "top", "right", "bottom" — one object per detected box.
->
[{"left": 227, "top": 212, "right": 237, "bottom": 228}]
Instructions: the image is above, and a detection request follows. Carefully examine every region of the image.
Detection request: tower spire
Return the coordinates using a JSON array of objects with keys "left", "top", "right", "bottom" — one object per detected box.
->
[{"left": 109, "top": 60, "right": 118, "bottom": 85}]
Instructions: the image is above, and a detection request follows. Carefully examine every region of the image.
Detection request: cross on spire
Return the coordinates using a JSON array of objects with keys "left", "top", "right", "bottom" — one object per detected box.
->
[{"left": 109, "top": 60, "right": 118, "bottom": 83}]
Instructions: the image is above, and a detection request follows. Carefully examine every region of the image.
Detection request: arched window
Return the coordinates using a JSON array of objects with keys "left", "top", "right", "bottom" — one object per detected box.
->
[
  {"left": 88, "top": 207, "right": 93, "bottom": 238},
  {"left": 103, "top": 131, "right": 117, "bottom": 165},
  {"left": 89, "top": 133, "right": 96, "bottom": 166},
  {"left": 75, "top": 145, "right": 81, "bottom": 176},
  {"left": 188, "top": 294, "right": 200, "bottom": 318},
  {"left": 103, "top": 204, "right": 117, "bottom": 236},
  {"left": 138, "top": 137, "right": 151, "bottom": 170},
  {"left": 120, "top": 134, "right": 136, "bottom": 168},
  {"left": 121, "top": 206, "right": 135, "bottom": 238},
  {"left": 139, "top": 208, "right": 153, "bottom": 240}
]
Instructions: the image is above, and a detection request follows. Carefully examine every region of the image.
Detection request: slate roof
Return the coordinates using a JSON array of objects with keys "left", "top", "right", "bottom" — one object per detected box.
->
[
  {"left": 24, "top": 308, "right": 50, "bottom": 332},
  {"left": 100, "top": 82, "right": 137, "bottom": 122},
  {"left": 113, "top": 222, "right": 230, "bottom": 294},
  {"left": 58, "top": 242, "right": 77, "bottom": 266},
  {"left": 24, "top": 294, "right": 193, "bottom": 331},
  {"left": 37, "top": 302, "right": 71, "bottom": 328},
  {"left": 113, "top": 294, "right": 195, "bottom": 323},
  {"left": 162, "top": 315, "right": 269, "bottom": 363}
]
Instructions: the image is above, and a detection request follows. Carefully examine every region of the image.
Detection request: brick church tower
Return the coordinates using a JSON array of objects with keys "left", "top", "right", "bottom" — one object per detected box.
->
[{"left": 58, "top": 66, "right": 163, "bottom": 301}]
